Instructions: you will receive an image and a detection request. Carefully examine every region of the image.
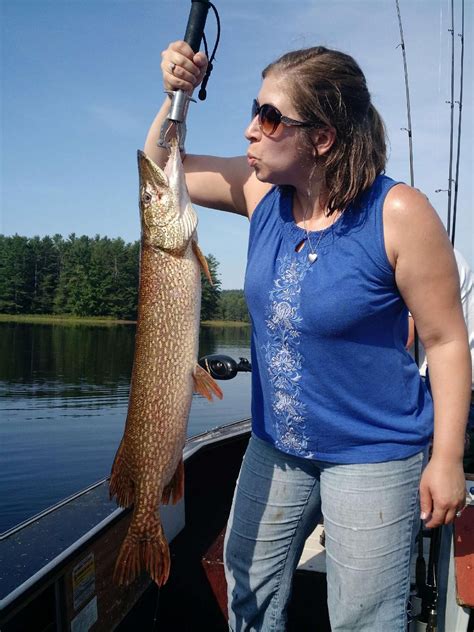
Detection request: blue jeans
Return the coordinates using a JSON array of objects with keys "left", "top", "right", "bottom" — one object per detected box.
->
[{"left": 224, "top": 434, "right": 425, "bottom": 631}]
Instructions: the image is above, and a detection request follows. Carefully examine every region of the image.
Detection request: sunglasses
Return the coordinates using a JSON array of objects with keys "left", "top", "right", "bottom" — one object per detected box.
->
[{"left": 251, "top": 99, "right": 313, "bottom": 136}]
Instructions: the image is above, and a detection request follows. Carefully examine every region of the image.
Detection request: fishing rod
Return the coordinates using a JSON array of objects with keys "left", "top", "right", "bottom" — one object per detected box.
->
[
  {"left": 394, "top": 4, "right": 442, "bottom": 630},
  {"left": 395, "top": 0, "right": 415, "bottom": 188},
  {"left": 450, "top": 0, "right": 465, "bottom": 247},
  {"left": 395, "top": 1, "right": 420, "bottom": 372},
  {"left": 446, "top": 0, "right": 456, "bottom": 239},
  {"left": 158, "top": 0, "right": 221, "bottom": 151}
]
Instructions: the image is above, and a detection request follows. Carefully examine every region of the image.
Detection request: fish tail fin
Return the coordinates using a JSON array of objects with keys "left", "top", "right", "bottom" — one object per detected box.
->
[
  {"left": 114, "top": 513, "right": 170, "bottom": 587},
  {"left": 162, "top": 457, "right": 184, "bottom": 505},
  {"left": 193, "top": 364, "right": 223, "bottom": 401},
  {"left": 192, "top": 240, "right": 213, "bottom": 285},
  {"left": 109, "top": 441, "right": 135, "bottom": 507}
]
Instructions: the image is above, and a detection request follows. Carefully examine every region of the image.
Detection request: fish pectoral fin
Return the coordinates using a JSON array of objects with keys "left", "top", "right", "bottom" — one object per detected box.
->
[
  {"left": 162, "top": 457, "right": 184, "bottom": 505},
  {"left": 192, "top": 240, "right": 213, "bottom": 285},
  {"left": 193, "top": 364, "right": 224, "bottom": 401}
]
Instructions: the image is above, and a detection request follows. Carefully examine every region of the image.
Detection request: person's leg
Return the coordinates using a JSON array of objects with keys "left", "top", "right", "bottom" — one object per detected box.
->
[
  {"left": 224, "top": 434, "right": 322, "bottom": 632},
  {"left": 321, "top": 451, "right": 424, "bottom": 632}
]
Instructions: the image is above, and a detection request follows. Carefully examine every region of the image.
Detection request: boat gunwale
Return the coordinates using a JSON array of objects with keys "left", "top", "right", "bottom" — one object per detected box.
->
[{"left": 0, "top": 418, "right": 251, "bottom": 617}]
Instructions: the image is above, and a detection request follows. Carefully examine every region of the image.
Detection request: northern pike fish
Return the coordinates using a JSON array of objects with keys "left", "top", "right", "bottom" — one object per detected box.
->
[{"left": 109, "top": 139, "right": 222, "bottom": 586}]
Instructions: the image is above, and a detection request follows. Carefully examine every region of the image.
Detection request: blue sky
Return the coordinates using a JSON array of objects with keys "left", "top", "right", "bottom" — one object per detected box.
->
[{"left": 1, "top": 0, "right": 472, "bottom": 289}]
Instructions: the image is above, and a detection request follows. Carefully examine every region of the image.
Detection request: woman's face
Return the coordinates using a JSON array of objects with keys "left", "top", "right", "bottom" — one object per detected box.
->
[{"left": 245, "top": 74, "right": 314, "bottom": 188}]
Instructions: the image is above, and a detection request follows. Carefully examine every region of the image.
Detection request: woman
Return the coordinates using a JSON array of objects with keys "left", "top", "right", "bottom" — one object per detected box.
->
[{"left": 145, "top": 41, "right": 470, "bottom": 631}]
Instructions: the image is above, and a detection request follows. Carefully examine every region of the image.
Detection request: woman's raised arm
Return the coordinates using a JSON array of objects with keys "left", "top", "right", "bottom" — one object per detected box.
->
[{"left": 143, "top": 41, "right": 268, "bottom": 218}]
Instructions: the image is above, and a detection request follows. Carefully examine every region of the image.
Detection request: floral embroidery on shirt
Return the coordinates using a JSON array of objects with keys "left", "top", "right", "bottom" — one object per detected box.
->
[{"left": 263, "top": 254, "right": 311, "bottom": 453}]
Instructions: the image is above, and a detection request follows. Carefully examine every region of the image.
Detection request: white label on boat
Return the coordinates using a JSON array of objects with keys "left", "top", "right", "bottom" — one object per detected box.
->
[
  {"left": 72, "top": 552, "right": 96, "bottom": 611},
  {"left": 71, "top": 596, "right": 98, "bottom": 632}
]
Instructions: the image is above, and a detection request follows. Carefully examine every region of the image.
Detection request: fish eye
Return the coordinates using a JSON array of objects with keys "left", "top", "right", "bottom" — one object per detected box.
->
[{"left": 142, "top": 192, "right": 152, "bottom": 203}]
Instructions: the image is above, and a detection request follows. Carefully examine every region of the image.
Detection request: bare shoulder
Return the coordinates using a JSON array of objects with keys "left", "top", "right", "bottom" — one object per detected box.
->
[
  {"left": 384, "top": 183, "right": 440, "bottom": 227},
  {"left": 383, "top": 183, "right": 449, "bottom": 268},
  {"left": 382, "top": 183, "right": 459, "bottom": 327},
  {"left": 183, "top": 154, "right": 271, "bottom": 218}
]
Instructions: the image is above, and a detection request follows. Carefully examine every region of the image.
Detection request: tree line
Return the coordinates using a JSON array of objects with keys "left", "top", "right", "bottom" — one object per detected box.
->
[{"left": 0, "top": 234, "right": 249, "bottom": 322}]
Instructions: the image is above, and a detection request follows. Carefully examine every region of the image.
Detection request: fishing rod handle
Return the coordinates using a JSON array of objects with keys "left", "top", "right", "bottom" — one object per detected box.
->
[
  {"left": 159, "top": 1, "right": 211, "bottom": 146},
  {"left": 183, "top": 0, "right": 211, "bottom": 53},
  {"left": 167, "top": 1, "right": 210, "bottom": 134}
]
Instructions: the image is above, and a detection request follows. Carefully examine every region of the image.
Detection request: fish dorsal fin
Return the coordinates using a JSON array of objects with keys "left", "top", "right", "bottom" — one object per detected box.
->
[{"left": 192, "top": 240, "right": 213, "bottom": 285}]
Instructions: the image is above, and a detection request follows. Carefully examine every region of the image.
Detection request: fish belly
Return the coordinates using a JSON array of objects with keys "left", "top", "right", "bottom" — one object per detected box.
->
[{"left": 109, "top": 243, "right": 200, "bottom": 585}]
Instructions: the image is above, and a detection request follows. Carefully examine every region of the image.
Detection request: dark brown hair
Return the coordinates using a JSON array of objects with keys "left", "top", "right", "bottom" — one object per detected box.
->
[{"left": 263, "top": 46, "right": 387, "bottom": 213}]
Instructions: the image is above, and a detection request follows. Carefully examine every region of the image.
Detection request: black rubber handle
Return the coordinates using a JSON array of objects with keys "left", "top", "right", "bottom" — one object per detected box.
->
[
  {"left": 183, "top": 0, "right": 210, "bottom": 53},
  {"left": 198, "top": 354, "right": 252, "bottom": 380}
]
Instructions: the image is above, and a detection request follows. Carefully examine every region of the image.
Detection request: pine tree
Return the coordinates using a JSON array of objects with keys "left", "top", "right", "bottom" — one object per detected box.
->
[
  {"left": 0, "top": 235, "right": 34, "bottom": 313},
  {"left": 201, "top": 253, "right": 222, "bottom": 321},
  {"left": 29, "top": 236, "right": 61, "bottom": 314}
]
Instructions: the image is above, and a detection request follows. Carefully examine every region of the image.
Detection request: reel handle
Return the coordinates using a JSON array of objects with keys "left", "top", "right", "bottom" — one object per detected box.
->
[{"left": 199, "top": 354, "right": 252, "bottom": 380}]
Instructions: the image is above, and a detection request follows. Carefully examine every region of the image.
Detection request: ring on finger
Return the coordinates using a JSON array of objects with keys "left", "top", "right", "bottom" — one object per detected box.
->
[{"left": 169, "top": 62, "right": 176, "bottom": 75}]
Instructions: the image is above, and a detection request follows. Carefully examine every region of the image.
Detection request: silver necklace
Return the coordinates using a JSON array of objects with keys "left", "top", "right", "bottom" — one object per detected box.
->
[{"left": 302, "top": 207, "right": 338, "bottom": 264}]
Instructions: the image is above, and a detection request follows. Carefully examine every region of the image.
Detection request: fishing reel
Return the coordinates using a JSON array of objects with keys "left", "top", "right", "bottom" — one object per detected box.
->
[{"left": 199, "top": 354, "right": 251, "bottom": 380}]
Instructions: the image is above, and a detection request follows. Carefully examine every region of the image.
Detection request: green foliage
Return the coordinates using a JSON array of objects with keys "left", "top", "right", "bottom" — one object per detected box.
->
[
  {"left": 0, "top": 234, "right": 139, "bottom": 320},
  {"left": 0, "top": 236, "right": 250, "bottom": 322},
  {"left": 201, "top": 253, "right": 222, "bottom": 321},
  {"left": 0, "top": 235, "right": 33, "bottom": 313},
  {"left": 218, "top": 289, "right": 250, "bottom": 323}
]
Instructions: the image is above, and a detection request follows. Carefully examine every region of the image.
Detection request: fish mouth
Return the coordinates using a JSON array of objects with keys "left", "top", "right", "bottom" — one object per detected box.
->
[
  {"left": 137, "top": 150, "right": 169, "bottom": 189},
  {"left": 137, "top": 147, "right": 197, "bottom": 251}
]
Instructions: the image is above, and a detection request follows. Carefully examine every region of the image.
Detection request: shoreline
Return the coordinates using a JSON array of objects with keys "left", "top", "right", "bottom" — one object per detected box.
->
[{"left": 0, "top": 314, "right": 250, "bottom": 327}]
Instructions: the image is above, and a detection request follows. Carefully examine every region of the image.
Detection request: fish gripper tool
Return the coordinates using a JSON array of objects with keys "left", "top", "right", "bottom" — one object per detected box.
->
[{"left": 158, "top": 90, "right": 197, "bottom": 151}]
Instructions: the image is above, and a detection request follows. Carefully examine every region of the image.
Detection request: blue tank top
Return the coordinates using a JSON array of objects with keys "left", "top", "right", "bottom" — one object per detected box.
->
[{"left": 244, "top": 175, "right": 433, "bottom": 464}]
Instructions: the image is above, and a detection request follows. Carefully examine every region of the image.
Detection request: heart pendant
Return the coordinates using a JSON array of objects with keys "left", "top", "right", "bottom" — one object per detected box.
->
[{"left": 308, "top": 252, "right": 318, "bottom": 264}]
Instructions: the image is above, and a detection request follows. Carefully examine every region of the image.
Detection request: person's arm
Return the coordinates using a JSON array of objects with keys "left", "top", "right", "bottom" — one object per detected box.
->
[
  {"left": 144, "top": 41, "right": 269, "bottom": 218},
  {"left": 384, "top": 184, "right": 470, "bottom": 528}
]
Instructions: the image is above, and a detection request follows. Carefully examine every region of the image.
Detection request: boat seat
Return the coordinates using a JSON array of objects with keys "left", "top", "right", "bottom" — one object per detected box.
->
[
  {"left": 201, "top": 528, "right": 228, "bottom": 619},
  {"left": 201, "top": 522, "right": 327, "bottom": 621},
  {"left": 454, "top": 498, "right": 474, "bottom": 607},
  {"left": 297, "top": 523, "right": 327, "bottom": 573}
]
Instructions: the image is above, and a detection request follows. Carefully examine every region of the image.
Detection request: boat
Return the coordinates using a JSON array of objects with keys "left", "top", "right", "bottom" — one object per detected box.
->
[
  {"left": 0, "top": 419, "right": 250, "bottom": 632},
  {"left": 1, "top": 401, "right": 473, "bottom": 631}
]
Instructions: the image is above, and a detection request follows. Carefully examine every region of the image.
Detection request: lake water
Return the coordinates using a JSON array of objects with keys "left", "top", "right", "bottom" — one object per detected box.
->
[{"left": 0, "top": 322, "right": 252, "bottom": 533}]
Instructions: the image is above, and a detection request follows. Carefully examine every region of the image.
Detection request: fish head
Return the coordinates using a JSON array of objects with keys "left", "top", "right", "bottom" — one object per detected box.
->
[{"left": 137, "top": 143, "right": 198, "bottom": 255}]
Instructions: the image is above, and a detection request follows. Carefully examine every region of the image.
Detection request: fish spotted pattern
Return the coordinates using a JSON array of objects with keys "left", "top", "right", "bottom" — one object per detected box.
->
[{"left": 109, "top": 140, "right": 222, "bottom": 586}]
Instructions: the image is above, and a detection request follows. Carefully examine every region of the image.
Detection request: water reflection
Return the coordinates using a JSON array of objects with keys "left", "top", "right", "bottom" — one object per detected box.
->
[
  {"left": 0, "top": 322, "right": 135, "bottom": 385},
  {"left": 0, "top": 322, "right": 251, "bottom": 532},
  {"left": 199, "top": 323, "right": 251, "bottom": 355}
]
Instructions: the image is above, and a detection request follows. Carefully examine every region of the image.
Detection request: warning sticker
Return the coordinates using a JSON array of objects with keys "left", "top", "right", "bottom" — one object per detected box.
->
[
  {"left": 72, "top": 553, "right": 96, "bottom": 612},
  {"left": 71, "top": 596, "right": 98, "bottom": 632}
]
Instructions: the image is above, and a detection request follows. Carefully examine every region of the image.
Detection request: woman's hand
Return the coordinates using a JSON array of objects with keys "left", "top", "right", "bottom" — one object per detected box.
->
[
  {"left": 419, "top": 456, "right": 466, "bottom": 527},
  {"left": 161, "top": 41, "right": 208, "bottom": 94}
]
